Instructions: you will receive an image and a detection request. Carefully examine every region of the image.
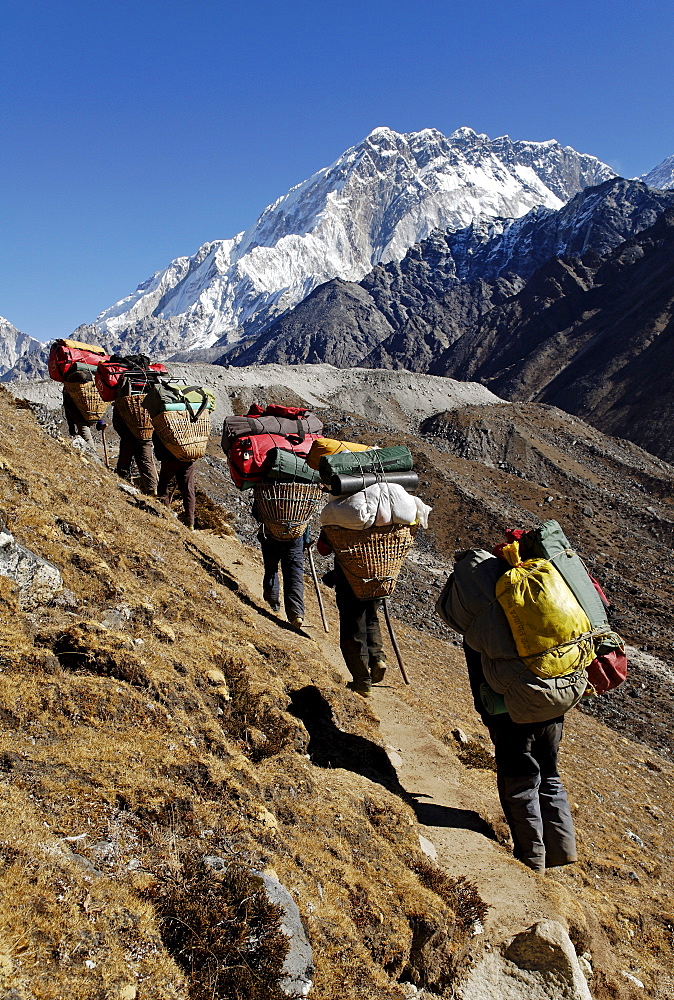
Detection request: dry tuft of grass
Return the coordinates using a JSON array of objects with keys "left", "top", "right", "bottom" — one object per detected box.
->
[
  {"left": 155, "top": 854, "right": 289, "bottom": 1000},
  {"left": 456, "top": 739, "right": 497, "bottom": 772}
]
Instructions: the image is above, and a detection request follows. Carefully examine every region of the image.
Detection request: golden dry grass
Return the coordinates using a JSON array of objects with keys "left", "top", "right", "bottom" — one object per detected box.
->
[{"left": 0, "top": 389, "right": 476, "bottom": 999}]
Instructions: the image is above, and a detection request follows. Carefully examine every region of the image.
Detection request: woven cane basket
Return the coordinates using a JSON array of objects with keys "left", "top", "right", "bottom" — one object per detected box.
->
[
  {"left": 152, "top": 410, "right": 211, "bottom": 461},
  {"left": 254, "top": 483, "right": 325, "bottom": 541},
  {"left": 323, "top": 522, "right": 418, "bottom": 600},
  {"left": 115, "top": 394, "right": 154, "bottom": 441},
  {"left": 63, "top": 381, "right": 109, "bottom": 423}
]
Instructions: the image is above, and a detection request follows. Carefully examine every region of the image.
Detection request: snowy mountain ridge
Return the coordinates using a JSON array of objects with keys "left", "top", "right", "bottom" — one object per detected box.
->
[
  {"left": 642, "top": 154, "right": 674, "bottom": 190},
  {"left": 0, "top": 317, "right": 41, "bottom": 377},
  {"left": 91, "top": 126, "right": 615, "bottom": 359}
]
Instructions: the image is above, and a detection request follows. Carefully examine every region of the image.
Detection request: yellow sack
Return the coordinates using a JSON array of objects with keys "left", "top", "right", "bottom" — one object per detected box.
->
[
  {"left": 306, "top": 436, "right": 374, "bottom": 471},
  {"left": 496, "top": 542, "right": 594, "bottom": 678},
  {"left": 58, "top": 337, "right": 107, "bottom": 355}
]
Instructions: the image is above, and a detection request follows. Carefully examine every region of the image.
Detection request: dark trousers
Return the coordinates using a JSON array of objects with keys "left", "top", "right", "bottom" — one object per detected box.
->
[
  {"left": 334, "top": 564, "right": 385, "bottom": 687},
  {"left": 489, "top": 715, "right": 577, "bottom": 872},
  {"left": 63, "top": 391, "right": 94, "bottom": 442},
  {"left": 260, "top": 532, "right": 305, "bottom": 619},
  {"left": 113, "top": 410, "right": 157, "bottom": 495},
  {"left": 157, "top": 459, "right": 196, "bottom": 526}
]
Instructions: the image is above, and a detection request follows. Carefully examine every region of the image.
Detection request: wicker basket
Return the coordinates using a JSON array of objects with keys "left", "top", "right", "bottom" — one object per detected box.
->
[
  {"left": 63, "top": 381, "right": 109, "bottom": 423},
  {"left": 322, "top": 522, "right": 418, "bottom": 600},
  {"left": 152, "top": 409, "right": 211, "bottom": 461},
  {"left": 115, "top": 394, "right": 154, "bottom": 441},
  {"left": 254, "top": 482, "right": 325, "bottom": 541}
]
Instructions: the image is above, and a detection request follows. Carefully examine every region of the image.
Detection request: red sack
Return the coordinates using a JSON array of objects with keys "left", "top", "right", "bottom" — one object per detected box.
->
[
  {"left": 246, "top": 403, "right": 310, "bottom": 419},
  {"left": 48, "top": 340, "right": 109, "bottom": 382},
  {"left": 222, "top": 411, "right": 323, "bottom": 452},
  {"left": 96, "top": 361, "right": 168, "bottom": 401},
  {"left": 587, "top": 648, "right": 628, "bottom": 695},
  {"left": 227, "top": 433, "right": 319, "bottom": 489}
]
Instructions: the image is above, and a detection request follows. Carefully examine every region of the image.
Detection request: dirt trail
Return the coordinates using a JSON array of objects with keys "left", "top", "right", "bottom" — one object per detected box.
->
[{"left": 200, "top": 529, "right": 577, "bottom": 947}]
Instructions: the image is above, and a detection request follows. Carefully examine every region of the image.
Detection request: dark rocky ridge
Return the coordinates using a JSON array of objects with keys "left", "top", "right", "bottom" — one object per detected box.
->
[
  {"left": 225, "top": 180, "right": 674, "bottom": 463},
  {"left": 226, "top": 178, "right": 673, "bottom": 368},
  {"left": 444, "top": 210, "right": 674, "bottom": 463}
]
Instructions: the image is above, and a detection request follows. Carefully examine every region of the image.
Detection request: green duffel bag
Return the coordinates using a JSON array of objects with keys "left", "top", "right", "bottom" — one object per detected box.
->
[
  {"left": 318, "top": 445, "right": 413, "bottom": 485},
  {"left": 521, "top": 520, "right": 609, "bottom": 630},
  {"left": 143, "top": 382, "right": 215, "bottom": 421},
  {"left": 182, "top": 386, "right": 216, "bottom": 420},
  {"left": 265, "top": 449, "right": 321, "bottom": 485}
]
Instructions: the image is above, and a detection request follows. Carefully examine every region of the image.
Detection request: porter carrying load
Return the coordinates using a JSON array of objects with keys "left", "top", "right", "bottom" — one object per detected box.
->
[
  {"left": 143, "top": 382, "right": 216, "bottom": 461},
  {"left": 320, "top": 448, "right": 428, "bottom": 599},
  {"left": 62, "top": 380, "right": 110, "bottom": 424},
  {"left": 321, "top": 522, "right": 418, "bottom": 601},
  {"left": 110, "top": 359, "right": 169, "bottom": 442},
  {"left": 49, "top": 338, "right": 112, "bottom": 425},
  {"left": 435, "top": 521, "right": 626, "bottom": 723},
  {"left": 48, "top": 338, "right": 110, "bottom": 382},
  {"left": 253, "top": 482, "right": 325, "bottom": 542},
  {"left": 95, "top": 355, "right": 168, "bottom": 402},
  {"left": 318, "top": 445, "right": 414, "bottom": 485},
  {"left": 227, "top": 433, "right": 320, "bottom": 489}
]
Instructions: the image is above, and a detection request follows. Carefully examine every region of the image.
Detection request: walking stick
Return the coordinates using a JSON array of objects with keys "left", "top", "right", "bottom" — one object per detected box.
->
[
  {"left": 383, "top": 598, "right": 410, "bottom": 685},
  {"left": 306, "top": 543, "right": 329, "bottom": 633},
  {"left": 98, "top": 420, "right": 109, "bottom": 469}
]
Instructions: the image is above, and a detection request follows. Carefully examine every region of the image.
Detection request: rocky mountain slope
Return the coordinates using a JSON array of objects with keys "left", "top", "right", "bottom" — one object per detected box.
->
[
  {"left": 86, "top": 127, "right": 613, "bottom": 360},
  {"left": 231, "top": 182, "right": 674, "bottom": 464},
  {"left": 3, "top": 367, "right": 674, "bottom": 999},
  {"left": 430, "top": 208, "right": 674, "bottom": 463},
  {"left": 227, "top": 178, "right": 673, "bottom": 369},
  {"left": 0, "top": 317, "right": 41, "bottom": 377}
]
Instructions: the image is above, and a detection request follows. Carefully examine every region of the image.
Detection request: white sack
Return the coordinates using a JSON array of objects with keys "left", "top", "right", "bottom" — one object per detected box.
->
[{"left": 321, "top": 483, "right": 431, "bottom": 529}]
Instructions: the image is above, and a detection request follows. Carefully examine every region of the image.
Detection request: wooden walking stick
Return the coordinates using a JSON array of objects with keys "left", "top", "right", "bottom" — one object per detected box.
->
[
  {"left": 383, "top": 598, "right": 410, "bottom": 685},
  {"left": 97, "top": 419, "right": 110, "bottom": 469},
  {"left": 306, "top": 543, "right": 329, "bottom": 633}
]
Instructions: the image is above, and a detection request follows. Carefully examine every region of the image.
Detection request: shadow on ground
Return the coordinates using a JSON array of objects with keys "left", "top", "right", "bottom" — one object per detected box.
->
[
  {"left": 413, "top": 800, "right": 496, "bottom": 838},
  {"left": 289, "top": 684, "right": 498, "bottom": 850},
  {"left": 289, "top": 685, "right": 411, "bottom": 800}
]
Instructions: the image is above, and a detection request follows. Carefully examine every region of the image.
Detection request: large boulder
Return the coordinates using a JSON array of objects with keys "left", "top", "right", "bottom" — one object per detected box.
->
[
  {"left": 0, "top": 523, "right": 62, "bottom": 608},
  {"left": 458, "top": 920, "right": 592, "bottom": 1000},
  {"left": 251, "top": 870, "right": 314, "bottom": 998}
]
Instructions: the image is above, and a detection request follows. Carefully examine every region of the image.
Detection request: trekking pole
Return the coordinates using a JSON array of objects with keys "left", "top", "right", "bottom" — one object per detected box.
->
[
  {"left": 306, "top": 543, "right": 329, "bottom": 633},
  {"left": 383, "top": 599, "right": 410, "bottom": 685},
  {"left": 97, "top": 420, "right": 109, "bottom": 469}
]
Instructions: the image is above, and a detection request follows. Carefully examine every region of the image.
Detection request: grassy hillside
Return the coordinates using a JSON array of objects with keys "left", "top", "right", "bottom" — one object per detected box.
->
[
  {"left": 0, "top": 388, "right": 486, "bottom": 999},
  {"left": 2, "top": 385, "right": 674, "bottom": 999}
]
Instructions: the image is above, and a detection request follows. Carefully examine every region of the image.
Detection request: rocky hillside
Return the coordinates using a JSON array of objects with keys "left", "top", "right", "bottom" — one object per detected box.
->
[
  {"left": 3, "top": 367, "right": 674, "bottom": 998},
  {"left": 0, "top": 386, "right": 488, "bottom": 1000},
  {"left": 431, "top": 208, "right": 674, "bottom": 463}
]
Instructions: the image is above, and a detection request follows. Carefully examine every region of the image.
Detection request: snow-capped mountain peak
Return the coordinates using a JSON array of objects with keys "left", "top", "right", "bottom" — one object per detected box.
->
[
  {"left": 91, "top": 126, "right": 615, "bottom": 361},
  {"left": 642, "top": 154, "right": 674, "bottom": 190}
]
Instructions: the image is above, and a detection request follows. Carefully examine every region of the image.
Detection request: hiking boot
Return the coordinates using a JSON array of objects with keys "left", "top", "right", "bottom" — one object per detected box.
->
[
  {"left": 370, "top": 660, "right": 387, "bottom": 684},
  {"left": 289, "top": 616, "right": 304, "bottom": 630},
  {"left": 263, "top": 589, "right": 281, "bottom": 612},
  {"left": 346, "top": 680, "right": 371, "bottom": 698}
]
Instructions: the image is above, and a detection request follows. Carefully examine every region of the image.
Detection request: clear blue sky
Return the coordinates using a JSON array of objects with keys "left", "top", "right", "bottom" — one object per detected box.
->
[{"left": 1, "top": 0, "right": 672, "bottom": 341}]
